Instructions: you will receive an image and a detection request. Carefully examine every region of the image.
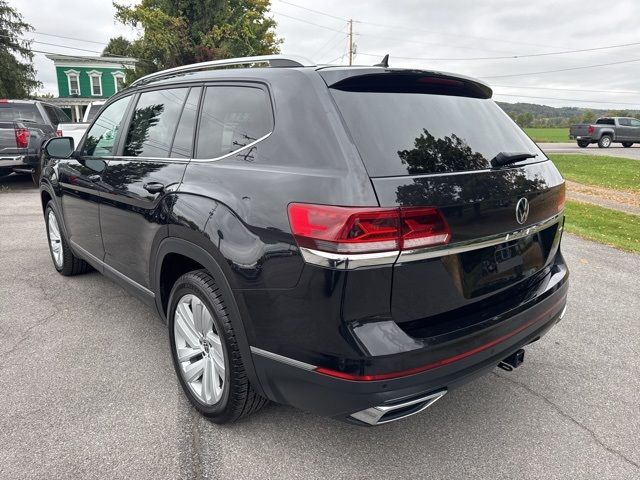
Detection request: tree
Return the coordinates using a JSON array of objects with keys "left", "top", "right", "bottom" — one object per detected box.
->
[
  {"left": 109, "top": 0, "right": 282, "bottom": 82},
  {"left": 103, "top": 36, "right": 133, "bottom": 57},
  {"left": 0, "top": 1, "right": 41, "bottom": 97}
]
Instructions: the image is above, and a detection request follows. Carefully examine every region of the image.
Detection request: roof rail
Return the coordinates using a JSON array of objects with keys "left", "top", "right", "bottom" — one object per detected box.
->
[{"left": 130, "top": 55, "right": 315, "bottom": 87}]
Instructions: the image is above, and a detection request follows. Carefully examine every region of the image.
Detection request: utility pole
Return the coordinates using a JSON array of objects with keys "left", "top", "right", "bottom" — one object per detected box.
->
[{"left": 348, "top": 19, "right": 353, "bottom": 66}]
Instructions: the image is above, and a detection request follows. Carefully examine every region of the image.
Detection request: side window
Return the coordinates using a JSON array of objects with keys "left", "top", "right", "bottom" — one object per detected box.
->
[
  {"left": 82, "top": 96, "right": 131, "bottom": 157},
  {"left": 123, "top": 88, "right": 188, "bottom": 158},
  {"left": 631, "top": 119, "right": 640, "bottom": 127},
  {"left": 55, "top": 106, "right": 71, "bottom": 123},
  {"left": 195, "top": 86, "right": 272, "bottom": 159},
  {"left": 42, "top": 104, "right": 59, "bottom": 125},
  {"left": 170, "top": 87, "right": 201, "bottom": 158},
  {"left": 618, "top": 118, "right": 631, "bottom": 126}
]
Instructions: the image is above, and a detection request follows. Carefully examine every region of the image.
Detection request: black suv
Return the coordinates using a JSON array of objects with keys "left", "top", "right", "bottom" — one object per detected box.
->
[{"left": 40, "top": 55, "right": 568, "bottom": 425}]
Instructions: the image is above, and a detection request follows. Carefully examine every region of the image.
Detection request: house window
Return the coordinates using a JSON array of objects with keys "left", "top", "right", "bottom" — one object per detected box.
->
[
  {"left": 87, "top": 70, "right": 103, "bottom": 96},
  {"left": 65, "top": 70, "right": 80, "bottom": 96},
  {"left": 112, "top": 71, "right": 125, "bottom": 93}
]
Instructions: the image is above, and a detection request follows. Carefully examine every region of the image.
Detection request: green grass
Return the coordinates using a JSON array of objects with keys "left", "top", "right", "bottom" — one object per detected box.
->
[
  {"left": 549, "top": 154, "right": 640, "bottom": 192},
  {"left": 524, "top": 127, "right": 569, "bottom": 143},
  {"left": 565, "top": 201, "right": 640, "bottom": 253}
]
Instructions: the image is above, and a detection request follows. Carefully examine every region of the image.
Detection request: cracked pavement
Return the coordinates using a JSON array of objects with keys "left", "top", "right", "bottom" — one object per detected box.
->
[{"left": 1, "top": 175, "right": 638, "bottom": 480}]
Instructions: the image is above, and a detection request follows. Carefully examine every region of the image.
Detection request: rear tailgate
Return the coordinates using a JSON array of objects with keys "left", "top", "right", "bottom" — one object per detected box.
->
[
  {"left": 569, "top": 124, "right": 591, "bottom": 137},
  {"left": 326, "top": 70, "right": 565, "bottom": 327}
]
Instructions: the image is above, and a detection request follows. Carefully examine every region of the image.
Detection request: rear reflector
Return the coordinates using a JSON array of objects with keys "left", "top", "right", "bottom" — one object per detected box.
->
[
  {"left": 15, "top": 128, "right": 29, "bottom": 148},
  {"left": 288, "top": 204, "right": 450, "bottom": 254},
  {"left": 557, "top": 183, "right": 566, "bottom": 212}
]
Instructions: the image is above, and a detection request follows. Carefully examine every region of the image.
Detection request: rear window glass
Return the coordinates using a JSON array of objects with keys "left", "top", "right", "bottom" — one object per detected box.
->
[
  {"left": 596, "top": 118, "right": 615, "bottom": 125},
  {"left": 0, "top": 103, "right": 44, "bottom": 123},
  {"left": 330, "top": 88, "right": 544, "bottom": 177}
]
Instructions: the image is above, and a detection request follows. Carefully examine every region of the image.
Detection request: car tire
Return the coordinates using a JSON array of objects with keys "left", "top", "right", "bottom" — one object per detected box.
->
[
  {"left": 45, "top": 202, "right": 92, "bottom": 276},
  {"left": 577, "top": 140, "right": 589, "bottom": 148},
  {"left": 622, "top": 142, "right": 633, "bottom": 148},
  {"left": 168, "top": 270, "right": 267, "bottom": 423},
  {"left": 598, "top": 135, "right": 612, "bottom": 148}
]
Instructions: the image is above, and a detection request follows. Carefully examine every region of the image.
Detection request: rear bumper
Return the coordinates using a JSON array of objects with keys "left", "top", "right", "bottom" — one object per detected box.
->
[
  {"left": 0, "top": 155, "right": 37, "bottom": 168},
  {"left": 250, "top": 274, "right": 568, "bottom": 423}
]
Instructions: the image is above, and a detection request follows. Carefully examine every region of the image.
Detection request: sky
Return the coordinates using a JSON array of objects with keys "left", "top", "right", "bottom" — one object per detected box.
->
[{"left": 9, "top": 0, "right": 640, "bottom": 110}]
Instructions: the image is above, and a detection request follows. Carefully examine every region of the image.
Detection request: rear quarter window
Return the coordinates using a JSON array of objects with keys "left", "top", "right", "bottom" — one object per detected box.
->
[{"left": 195, "top": 86, "right": 272, "bottom": 159}]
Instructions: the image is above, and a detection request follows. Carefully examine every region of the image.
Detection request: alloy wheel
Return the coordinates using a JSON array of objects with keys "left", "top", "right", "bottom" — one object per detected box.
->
[
  {"left": 173, "top": 294, "right": 226, "bottom": 405},
  {"left": 47, "top": 211, "right": 63, "bottom": 268}
]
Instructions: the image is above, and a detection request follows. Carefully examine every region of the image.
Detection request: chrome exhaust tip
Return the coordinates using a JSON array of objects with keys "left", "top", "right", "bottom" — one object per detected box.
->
[{"left": 350, "top": 390, "right": 447, "bottom": 426}]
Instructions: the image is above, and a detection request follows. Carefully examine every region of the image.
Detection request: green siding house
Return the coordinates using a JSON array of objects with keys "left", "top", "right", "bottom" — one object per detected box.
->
[{"left": 44, "top": 54, "right": 137, "bottom": 121}]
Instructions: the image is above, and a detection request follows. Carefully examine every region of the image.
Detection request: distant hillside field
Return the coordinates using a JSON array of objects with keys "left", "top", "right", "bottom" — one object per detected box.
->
[{"left": 524, "top": 128, "right": 569, "bottom": 143}]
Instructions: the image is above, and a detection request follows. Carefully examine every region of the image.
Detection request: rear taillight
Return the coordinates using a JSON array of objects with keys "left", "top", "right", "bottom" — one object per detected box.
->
[
  {"left": 15, "top": 128, "right": 29, "bottom": 148},
  {"left": 587, "top": 125, "right": 595, "bottom": 135},
  {"left": 56, "top": 129, "right": 63, "bottom": 137},
  {"left": 558, "top": 184, "right": 566, "bottom": 212},
  {"left": 288, "top": 204, "right": 450, "bottom": 254}
]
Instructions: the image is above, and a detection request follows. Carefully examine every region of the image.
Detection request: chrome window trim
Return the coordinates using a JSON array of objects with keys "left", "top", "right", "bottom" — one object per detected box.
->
[
  {"left": 250, "top": 347, "right": 316, "bottom": 371},
  {"left": 191, "top": 131, "right": 273, "bottom": 163},
  {"left": 299, "top": 212, "right": 563, "bottom": 270}
]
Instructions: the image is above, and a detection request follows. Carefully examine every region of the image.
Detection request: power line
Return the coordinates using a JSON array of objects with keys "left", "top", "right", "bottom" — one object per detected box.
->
[
  {"left": 358, "top": 40, "right": 640, "bottom": 61},
  {"left": 274, "top": 0, "right": 563, "bottom": 51},
  {"left": 32, "top": 31, "right": 109, "bottom": 46},
  {"left": 493, "top": 93, "right": 640, "bottom": 106},
  {"left": 271, "top": 10, "right": 344, "bottom": 33},
  {"left": 311, "top": 26, "right": 348, "bottom": 58},
  {"left": 483, "top": 57, "right": 640, "bottom": 78},
  {"left": 275, "top": 0, "right": 347, "bottom": 21}
]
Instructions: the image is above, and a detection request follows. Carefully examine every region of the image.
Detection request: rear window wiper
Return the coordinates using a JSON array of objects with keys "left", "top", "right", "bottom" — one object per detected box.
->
[{"left": 491, "top": 152, "right": 537, "bottom": 168}]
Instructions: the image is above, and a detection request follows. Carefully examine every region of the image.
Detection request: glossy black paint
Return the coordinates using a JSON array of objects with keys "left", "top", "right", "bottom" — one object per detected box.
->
[{"left": 40, "top": 64, "right": 569, "bottom": 420}]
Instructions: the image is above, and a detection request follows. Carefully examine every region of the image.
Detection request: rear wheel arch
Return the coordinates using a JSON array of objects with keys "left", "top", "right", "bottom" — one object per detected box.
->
[
  {"left": 153, "top": 237, "right": 265, "bottom": 397},
  {"left": 41, "top": 189, "right": 52, "bottom": 212}
]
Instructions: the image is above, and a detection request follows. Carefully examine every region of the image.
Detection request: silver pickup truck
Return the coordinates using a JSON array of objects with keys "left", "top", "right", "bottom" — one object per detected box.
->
[{"left": 569, "top": 117, "right": 640, "bottom": 148}]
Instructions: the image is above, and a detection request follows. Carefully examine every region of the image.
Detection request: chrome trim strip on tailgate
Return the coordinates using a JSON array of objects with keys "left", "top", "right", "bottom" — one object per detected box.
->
[
  {"left": 397, "top": 212, "right": 563, "bottom": 264},
  {"left": 299, "top": 213, "right": 563, "bottom": 270}
]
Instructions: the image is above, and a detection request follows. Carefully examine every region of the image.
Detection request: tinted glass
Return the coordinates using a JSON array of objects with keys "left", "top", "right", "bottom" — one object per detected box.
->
[
  {"left": 196, "top": 86, "right": 272, "bottom": 159},
  {"left": 596, "top": 118, "right": 615, "bottom": 125},
  {"left": 618, "top": 118, "right": 631, "bottom": 126},
  {"left": 55, "top": 106, "right": 71, "bottom": 123},
  {"left": 331, "top": 89, "right": 544, "bottom": 176},
  {"left": 42, "top": 104, "right": 59, "bottom": 124},
  {"left": 83, "top": 96, "right": 131, "bottom": 156},
  {"left": 170, "top": 87, "right": 201, "bottom": 158},
  {"left": 123, "top": 88, "right": 188, "bottom": 158},
  {"left": 84, "top": 105, "right": 101, "bottom": 122},
  {"left": 0, "top": 103, "right": 44, "bottom": 123}
]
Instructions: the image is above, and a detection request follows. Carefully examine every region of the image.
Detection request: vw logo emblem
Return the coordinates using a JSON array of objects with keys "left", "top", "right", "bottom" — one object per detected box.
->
[{"left": 515, "top": 198, "right": 530, "bottom": 225}]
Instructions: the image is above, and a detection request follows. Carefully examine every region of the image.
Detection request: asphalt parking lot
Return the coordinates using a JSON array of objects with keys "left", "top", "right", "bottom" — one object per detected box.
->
[
  {"left": 539, "top": 142, "right": 640, "bottom": 160},
  {"left": 1, "top": 175, "right": 638, "bottom": 480}
]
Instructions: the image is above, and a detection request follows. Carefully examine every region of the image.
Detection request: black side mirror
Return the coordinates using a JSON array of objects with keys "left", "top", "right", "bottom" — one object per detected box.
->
[{"left": 44, "top": 137, "right": 75, "bottom": 158}]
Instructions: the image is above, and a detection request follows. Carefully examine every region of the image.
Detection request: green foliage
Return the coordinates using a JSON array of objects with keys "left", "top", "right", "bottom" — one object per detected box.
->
[
  {"left": 523, "top": 128, "right": 569, "bottom": 143},
  {"left": 498, "top": 102, "right": 640, "bottom": 128},
  {"left": 549, "top": 154, "right": 640, "bottom": 192},
  {"left": 109, "top": 0, "right": 282, "bottom": 82},
  {"left": 565, "top": 201, "right": 640, "bottom": 253},
  {"left": 103, "top": 36, "right": 133, "bottom": 57},
  {"left": 0, "top": 1, "right": 41, "bottom": 97}
]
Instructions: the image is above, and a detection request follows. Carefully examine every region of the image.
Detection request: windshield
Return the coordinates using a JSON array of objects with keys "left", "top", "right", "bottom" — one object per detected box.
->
[{"left": 330, "top": 89, "right": 544, "bottom": 177}]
